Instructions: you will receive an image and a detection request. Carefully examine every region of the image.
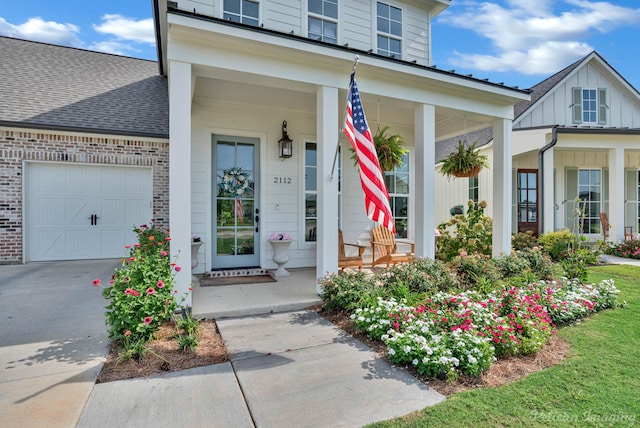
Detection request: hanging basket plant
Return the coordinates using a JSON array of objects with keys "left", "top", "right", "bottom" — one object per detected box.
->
[
  {"left": 440, "top": 140, "right": 489, "bottom": 178},
  {"left": 350, "top": 126, "right": 407, "bottom": 172}
]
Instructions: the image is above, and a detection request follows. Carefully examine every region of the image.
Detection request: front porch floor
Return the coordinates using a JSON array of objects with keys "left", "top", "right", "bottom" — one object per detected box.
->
[{"left": 192, "top": 268, "right": 322, "bottom": 319}]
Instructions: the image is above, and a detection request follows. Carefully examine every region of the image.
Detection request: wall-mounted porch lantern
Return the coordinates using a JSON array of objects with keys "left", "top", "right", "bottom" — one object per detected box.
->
[{"left": 278, "top": 120, "right": 293, "bottom": 158}]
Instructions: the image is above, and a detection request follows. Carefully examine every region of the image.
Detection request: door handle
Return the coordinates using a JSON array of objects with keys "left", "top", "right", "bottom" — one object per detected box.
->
[{"left": 87, "top": 214, "right": 100, "bottom": 225}]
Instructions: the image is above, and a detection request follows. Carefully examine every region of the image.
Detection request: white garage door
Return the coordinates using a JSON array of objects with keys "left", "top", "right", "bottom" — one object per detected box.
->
[{"left": 26, "top": 163, "right": 153, "bottom": 261}]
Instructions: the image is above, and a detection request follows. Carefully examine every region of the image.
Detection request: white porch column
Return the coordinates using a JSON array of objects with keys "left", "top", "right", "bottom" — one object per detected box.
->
[
  {"left": 169, "top": 60, "right": 193, "bottom": 306},
  {"left": 492, "top": 118, "right": 513, "bottom": 257},
  {"left": 542, "top": 146, "right": 555, "bottom": 233},
  {"left": 414, "top": 104, "right": 436, "bottom": 258},
  {"left": 316, "top": 85, "right": 339, "bottom": 294},
  {"left": 609, "top": 147, "right": 625, "bottom": 241}
]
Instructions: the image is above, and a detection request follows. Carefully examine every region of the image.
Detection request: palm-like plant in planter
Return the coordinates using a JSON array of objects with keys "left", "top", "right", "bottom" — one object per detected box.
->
[
  {"left": 440, "top": 140, "right": 489, "bottom": 178},
  {"left": 350, "top": 126, "right": 407, "bottom": 172}
]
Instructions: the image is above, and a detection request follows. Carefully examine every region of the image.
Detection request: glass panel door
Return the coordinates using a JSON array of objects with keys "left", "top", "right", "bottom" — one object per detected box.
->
[
  {"left": 212, "top": 135, "right": 260, "bottom": 269},
  {"left": 517, "top": 169, "right": 538, "bottom": 235}
]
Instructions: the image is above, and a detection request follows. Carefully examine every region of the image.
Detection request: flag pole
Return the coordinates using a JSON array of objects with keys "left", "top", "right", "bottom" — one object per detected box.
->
[{"left": 330, "top": 55, "right": 359, "bottom": 181}]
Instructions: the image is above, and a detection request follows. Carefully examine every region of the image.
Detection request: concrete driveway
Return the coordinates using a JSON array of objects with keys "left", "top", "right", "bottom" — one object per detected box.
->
[{"left": 0, "top": 259, "right": 119, "bottom": 428}]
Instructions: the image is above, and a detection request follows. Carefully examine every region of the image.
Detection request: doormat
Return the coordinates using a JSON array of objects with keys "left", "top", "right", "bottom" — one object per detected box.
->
[{"left": 199, "top": 274, "right": 277, "bottom": 287}]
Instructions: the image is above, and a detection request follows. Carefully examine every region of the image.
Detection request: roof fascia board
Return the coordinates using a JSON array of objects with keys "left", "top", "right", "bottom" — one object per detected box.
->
[{"left": 0, "top": 121, "right": 169, "bottom": 139}]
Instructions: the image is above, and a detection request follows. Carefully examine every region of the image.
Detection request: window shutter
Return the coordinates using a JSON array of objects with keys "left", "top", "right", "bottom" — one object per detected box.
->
[
  {"left": 571, "top": 87, "right": 582, "bottom": 124},
  {"left": 598, "top": 88, "right": 607, "bottom": 125}
]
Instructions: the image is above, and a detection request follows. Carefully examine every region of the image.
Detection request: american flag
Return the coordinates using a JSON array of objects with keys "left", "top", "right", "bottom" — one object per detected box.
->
[{"left": 343, "top": 72, "right": 396, "bottom": 234}]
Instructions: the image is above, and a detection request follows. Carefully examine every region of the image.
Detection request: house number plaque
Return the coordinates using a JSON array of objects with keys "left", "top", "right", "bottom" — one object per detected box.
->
[{"left": 272, "top": 176, "right": 293, "bottom": 184}]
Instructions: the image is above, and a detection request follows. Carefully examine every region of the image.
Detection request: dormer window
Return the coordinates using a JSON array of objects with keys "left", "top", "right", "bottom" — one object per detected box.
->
[
  {"left": 376, "top": 2, "right": 402, "bottom": 58},
  {"left": 224, "top": 0, "right": 259, "bottom": 26},
  {"left": 308, "top": 0, "right": 338, "bottom": 44},
  {"left": 571, "top": 87, "right": 607, "bottom": 125}
]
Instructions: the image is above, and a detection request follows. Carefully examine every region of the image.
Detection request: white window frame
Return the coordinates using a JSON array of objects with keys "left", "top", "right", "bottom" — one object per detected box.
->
[
  {"left": 468, "top": 175, "right": 479, "bottom": 204},
  {"left": 307, "top": 0, "right": 339, "bottom": 44},
  {"left": 385, "top": 152, "right": 410, "bottom": 238},
  {"left": 223, "top": 0, "right": 260, "bottom": 26},
  {"left": 301, "top": 139, "right": 342, "bottom": 246},
  {"left": 577, "top": 168, "right": 602, "bottom": 235},
  {"left": 376, "top": 1, "right": 403, "bottom": 59}
]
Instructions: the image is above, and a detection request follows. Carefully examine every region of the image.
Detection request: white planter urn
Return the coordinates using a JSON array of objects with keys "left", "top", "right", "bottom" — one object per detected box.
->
[
  {"left": 191, "top": 241, "right": 203, "bottom": 270},
  {"left": 269, "top": 239, "right": 292, "bottom": 277}
]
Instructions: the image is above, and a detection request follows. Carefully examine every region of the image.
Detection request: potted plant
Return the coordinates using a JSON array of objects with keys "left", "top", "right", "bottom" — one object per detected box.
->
[
  {"left": 269, "top": 232, "right": 292, "bottom": 277},
  {"left": 440, "top": 140, "right": 489, "bottom": 178},
  {"left": 351, "top": 126, "right": 407, "bottom": 172},
  {"left": 191, "top": 235, "right": 203, "bottom": 270}
]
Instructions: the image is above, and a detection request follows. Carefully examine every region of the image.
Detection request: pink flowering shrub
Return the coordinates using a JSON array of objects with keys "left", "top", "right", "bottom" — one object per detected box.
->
[{"left": 92, "top": 222, "right": 184, "bottom": 358}]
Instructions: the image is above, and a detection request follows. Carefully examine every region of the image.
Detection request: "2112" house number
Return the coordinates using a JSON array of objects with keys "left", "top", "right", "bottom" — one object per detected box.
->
[{"left": 273, "top": 176, "right": 293, "bottom": 184}]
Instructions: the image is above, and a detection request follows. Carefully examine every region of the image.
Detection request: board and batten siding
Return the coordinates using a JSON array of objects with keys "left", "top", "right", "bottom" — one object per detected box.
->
[{"left": 514, "top": 60, "right": 640, "bottom": 129}]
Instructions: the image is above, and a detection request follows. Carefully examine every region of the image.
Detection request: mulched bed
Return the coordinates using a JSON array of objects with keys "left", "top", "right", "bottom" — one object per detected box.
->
[{"left": 97, "top": 306, "right": 570, "bottom": 397}]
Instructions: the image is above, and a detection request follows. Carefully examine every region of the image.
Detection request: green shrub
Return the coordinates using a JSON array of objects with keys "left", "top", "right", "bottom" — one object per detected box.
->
[
  {"left": 560, "top": 248, "right": 597, "bottom": 282},
  {"left": 538, "top": 229, "right": 578, "bottom": 260},
  {"left": 436, "top": 200, "right": 493, "bottom": 262},
  {"left": 449, "top": 252, "right": 500, "bottom": 290},
  {"left": 319, "top": 270, "right": 377, "bottom": 312},
  {"left": 494, "top": 252, "right": 531, "bottom": 279},
  {"left": 383, "top": 258, "right": 458, "bottom": 294},
  {"left": 511, "top": 231, "right": 538, "bottom": 250},
  {"left": 516, "top": 247, "right": 557, "bottom": 280}
]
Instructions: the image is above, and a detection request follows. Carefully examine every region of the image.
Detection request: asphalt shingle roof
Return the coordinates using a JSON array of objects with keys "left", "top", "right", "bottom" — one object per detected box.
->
[{"left": 0, "top": 36, "right": 168, "bottom": 138}]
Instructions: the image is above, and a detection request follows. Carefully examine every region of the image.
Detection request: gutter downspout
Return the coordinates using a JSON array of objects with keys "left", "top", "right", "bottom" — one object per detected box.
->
[{"left": 537, "top": 125, "right": 559, "bottom": 234}]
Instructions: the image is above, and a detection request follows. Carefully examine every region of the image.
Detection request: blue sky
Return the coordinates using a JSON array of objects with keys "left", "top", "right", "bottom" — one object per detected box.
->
[{"left": 2, "top": 0, "right": 640, "bottom": 90}]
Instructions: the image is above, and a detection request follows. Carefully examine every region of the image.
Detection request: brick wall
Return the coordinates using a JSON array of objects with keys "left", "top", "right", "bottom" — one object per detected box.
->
[{"left": 0, "top": 127, "right": 169, "bottom": 263}]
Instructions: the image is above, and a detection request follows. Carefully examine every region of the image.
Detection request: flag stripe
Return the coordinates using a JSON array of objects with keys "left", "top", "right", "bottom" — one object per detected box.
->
[{"left": 343, "top": 73, "right": 396, "bottom": 234}]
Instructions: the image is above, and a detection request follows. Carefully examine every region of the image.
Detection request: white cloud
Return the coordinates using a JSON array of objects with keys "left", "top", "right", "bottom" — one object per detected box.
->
[
  {"left": 0, "top": 17, "right": 82, "bottom": 47},
  {"left": 93, "top": 14, "right": 155, "bottom": 44},
  {"left": 440, "top": 0, "right": 640, "bottom": 75}
]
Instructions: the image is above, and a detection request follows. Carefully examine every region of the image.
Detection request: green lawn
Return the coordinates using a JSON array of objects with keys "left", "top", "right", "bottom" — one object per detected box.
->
[{"left": 370, "top": 265, "right": 640, "bottom": 428}]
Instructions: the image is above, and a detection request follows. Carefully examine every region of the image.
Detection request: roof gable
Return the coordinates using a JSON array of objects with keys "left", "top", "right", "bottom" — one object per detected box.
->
[
  {"left": 0, "top": 36, "right": 168, "bottom": 138},
  {"left": 514, "top": 51, "right": 640, "bottom": 128}
]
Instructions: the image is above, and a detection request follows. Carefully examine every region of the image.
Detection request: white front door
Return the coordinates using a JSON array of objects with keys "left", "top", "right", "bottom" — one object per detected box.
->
[{"left": 26, "top": 163, "right": 152, "bottom": 261}]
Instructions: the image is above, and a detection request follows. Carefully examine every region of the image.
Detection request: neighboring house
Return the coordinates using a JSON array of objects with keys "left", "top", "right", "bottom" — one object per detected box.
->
[
  {"left": 435, "top": 51, "right": 640, "bottom": 243},
  {"left": 0, "top": 36, "right": 169, "bottom": 263},
  {"left": 152, "top": 0, "right": 530, "bottom": 300}
]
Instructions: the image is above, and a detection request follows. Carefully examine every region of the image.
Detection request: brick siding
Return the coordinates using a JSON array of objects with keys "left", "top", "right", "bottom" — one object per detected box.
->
[{"left": 0, "top": 127, "right": 169, "bottom": 263}]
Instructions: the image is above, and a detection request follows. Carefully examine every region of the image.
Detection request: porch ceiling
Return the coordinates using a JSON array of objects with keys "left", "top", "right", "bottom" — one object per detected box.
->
[{"left": 193, "top": 74, "right": 492, "bottom": 141}]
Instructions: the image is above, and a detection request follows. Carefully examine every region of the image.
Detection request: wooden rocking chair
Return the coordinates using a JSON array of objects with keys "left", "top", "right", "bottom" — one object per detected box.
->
[
  {"left": 600, "top": 212, "right": 634, "bottom": 241},
  {"left": 338, "top": 229, "right": 366, "bottom": 271},
  {"left": 370, "top": 225, "right": 414, "bottom": 268}
]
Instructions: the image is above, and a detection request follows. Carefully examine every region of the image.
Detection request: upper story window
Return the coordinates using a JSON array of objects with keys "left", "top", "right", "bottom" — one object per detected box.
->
[
  {"left": 376, "top": 2, "right": 402, "bottom": 58},
  {"left": 308, "top": 0, "right": 338, "bottom": 43},
  {"left": 224, "top": 0, "right": 259, "bottom": 26},
  {"left": 571, "top": 87, "right": 607, "bottom": 125}
]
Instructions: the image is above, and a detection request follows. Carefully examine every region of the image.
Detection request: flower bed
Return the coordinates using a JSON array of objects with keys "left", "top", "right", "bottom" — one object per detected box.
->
[{"left": 346, "top": 278, "right": 621, "bottom": 381}]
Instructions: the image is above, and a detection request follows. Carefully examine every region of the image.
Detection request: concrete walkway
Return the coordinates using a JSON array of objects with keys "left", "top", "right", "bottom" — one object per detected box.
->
[{"left": 78, "top": 310, "right": 445, "bottom": 427}]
